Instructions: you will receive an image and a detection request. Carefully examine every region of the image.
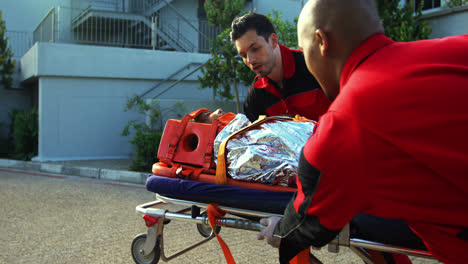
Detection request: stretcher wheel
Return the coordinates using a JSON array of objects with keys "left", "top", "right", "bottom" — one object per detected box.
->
[
  {"left": 131, "top": 234, "right": 160, "bottom": 264},
  {"left": 196, "top": 211, "right": 221, "bottom": 238}
]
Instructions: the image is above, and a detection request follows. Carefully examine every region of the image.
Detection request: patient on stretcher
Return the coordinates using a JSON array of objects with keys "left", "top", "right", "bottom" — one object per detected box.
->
[{"left": 193, "top": 109, "right": 316, "bottom": 188}]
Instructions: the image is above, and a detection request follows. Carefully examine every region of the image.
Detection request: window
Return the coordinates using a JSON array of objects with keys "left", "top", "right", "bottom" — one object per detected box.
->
[{"left": 411, "top": 0, "right": 442, "bottom": 11}]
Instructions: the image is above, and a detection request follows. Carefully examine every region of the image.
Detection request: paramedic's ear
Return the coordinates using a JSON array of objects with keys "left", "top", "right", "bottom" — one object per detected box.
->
[
  {"left": 269, "top": 33, "right": 279, "bottom": 49},
  {"left": 315, "top": 29, "right": 328, "bottom": 56}
]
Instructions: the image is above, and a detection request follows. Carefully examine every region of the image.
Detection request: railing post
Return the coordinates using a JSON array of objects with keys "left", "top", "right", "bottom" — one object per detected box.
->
[
  {"left": 51, "top": 9, "right": 55, "bottom": 43},
  {"left": 151, "top": 16, "right": 157, "bottom": 50}
]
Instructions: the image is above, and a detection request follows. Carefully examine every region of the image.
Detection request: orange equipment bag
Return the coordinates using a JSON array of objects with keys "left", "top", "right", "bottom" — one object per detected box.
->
[{"left": 157, "top": 108, "right": 219, "bottom": 171}]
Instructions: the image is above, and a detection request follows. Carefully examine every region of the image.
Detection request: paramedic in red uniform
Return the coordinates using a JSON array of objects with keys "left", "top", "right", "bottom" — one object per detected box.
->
[
  {"left": 230, "top": 13, "right": 331, "bottom": 122},
  {"left": 257, "top": 0, "right": 468, "bottom": 263}
]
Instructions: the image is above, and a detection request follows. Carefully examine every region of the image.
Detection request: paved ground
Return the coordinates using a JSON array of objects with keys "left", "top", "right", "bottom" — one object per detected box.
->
[
  {"left": 0, "top": 159, "right": 440, "bottom": 264},
  {"left": 0, "top": 169, "right": 366, "bottom": 264}
]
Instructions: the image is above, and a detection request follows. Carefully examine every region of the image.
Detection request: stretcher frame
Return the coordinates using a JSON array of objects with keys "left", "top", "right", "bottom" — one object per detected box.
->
[{"left": 132, "top": 194, "right": 436, "bottom": 264}]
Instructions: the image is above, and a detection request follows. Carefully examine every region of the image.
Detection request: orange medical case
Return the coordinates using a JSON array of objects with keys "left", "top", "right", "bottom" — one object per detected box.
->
[{"left": 157, "top": 119, "right": 216, "bottom": 168}]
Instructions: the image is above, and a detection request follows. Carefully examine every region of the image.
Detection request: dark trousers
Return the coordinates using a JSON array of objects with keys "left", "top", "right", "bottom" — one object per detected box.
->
[{"left": 350, "top": 213, "right": 427, "bottom": 250}]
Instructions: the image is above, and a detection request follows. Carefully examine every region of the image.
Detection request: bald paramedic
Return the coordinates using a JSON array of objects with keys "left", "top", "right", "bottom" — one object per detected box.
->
[
  {"left": 257, "top": 0, "right": 468, "bottom": 263},
  {"left": 231, "top": 13, "right": 331, "bottom": 122}
]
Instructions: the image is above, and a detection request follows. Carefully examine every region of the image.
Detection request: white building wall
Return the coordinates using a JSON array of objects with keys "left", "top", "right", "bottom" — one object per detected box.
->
[
  {"left": 252, "top": 0, "right": 305, "bottom": 23},
  {"left": 22, "top": 42, "right": 214, "bottom": 161},
  {"left": 38, "top": 77, "right": 146, "bottom": 160},
  {"left": 22, "top": 42, "right": 209, "bottom": 81},
  {"left": 422, "top": 6, "right": 468, "bottom": 38}
]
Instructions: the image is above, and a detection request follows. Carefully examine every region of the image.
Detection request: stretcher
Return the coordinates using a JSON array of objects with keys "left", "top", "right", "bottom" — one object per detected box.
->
[{"left": 131, "top": 110, "right": 436, "bottom": 264}]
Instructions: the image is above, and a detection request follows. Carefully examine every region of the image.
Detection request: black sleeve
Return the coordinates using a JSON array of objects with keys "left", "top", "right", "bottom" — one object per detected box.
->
[
  {"left": 243, "top": 87, "right": 264, "bottom": 122},
  {"left": 274, "top": 151, "right": 341, "bottom": 263}
]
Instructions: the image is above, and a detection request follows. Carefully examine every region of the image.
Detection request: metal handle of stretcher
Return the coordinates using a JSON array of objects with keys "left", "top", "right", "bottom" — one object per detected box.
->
[
  {"left": 136, "top": 195, "right": 273, "bottom": 231},
  {"left": 136, "top": 194, "right": 434, "bottom": 262}
]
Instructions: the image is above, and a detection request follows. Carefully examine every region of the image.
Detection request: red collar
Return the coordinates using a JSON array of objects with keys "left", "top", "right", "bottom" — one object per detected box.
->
[
  {"left": 253, "top": 44, "right": 296, "bottom": 89},
  {"left": 340, "top": 34, "right": 394, "bottom": 89}
]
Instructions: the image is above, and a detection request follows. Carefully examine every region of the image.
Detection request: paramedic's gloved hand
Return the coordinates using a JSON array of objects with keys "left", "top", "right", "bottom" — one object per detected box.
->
[{"left": 257, "top": 216, "right": 282, "bottom": 248}]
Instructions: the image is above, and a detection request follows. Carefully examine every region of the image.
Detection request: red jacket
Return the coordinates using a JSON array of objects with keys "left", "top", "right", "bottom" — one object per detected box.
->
[
  {"left": 276, "top": 34, "right": 468, "bottom": 264},
  {"left": 243, "top": 44, "right": 331, "bottom": 122}
]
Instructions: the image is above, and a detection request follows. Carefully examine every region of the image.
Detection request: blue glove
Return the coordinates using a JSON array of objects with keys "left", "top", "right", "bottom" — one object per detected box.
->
[{"left": 257, "top": 216, "right": 282, "bottom": 248}]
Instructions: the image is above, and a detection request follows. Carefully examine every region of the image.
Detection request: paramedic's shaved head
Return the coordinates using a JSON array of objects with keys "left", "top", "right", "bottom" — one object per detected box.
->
[{"left": 298, "top": 0, "right": 384, "bottom": 100}]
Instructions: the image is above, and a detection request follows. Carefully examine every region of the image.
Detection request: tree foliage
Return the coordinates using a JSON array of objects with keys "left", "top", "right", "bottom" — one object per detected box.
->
[
  {"left": 0, "top": 10, "right": 16, "bottom": 88},
  {"left": 199, "top": 28, "right": 247, "bottom": 105},
  {"left": 376, "top": 0, "right": 432, "bottom": 41},
  {"left": 268, "top": 10, "right": 298, "bottom": 48},
  {"left": 444, "top": 0, "right": 468, "bottom": 8},
  {"left": 204, "top": 0, "right": 246, "bottom": 29}
]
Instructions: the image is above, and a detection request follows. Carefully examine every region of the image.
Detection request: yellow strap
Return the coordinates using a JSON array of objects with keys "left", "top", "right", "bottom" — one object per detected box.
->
[{"left": 215, "top": 116, "right": 312, "bottom": 185}]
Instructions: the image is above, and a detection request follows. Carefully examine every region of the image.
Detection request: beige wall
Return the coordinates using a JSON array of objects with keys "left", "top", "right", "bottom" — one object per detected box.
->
[{"left": 422, "top": 5, "right": 468, "bottom": 38}]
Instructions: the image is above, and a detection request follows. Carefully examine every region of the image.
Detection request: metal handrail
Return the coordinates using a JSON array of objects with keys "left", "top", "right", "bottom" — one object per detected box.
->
[
  {"left": 33, "top": 7, "right": 55, "bottom": 33},
  {"left": 132, "top": 17, "right": 182, "bottom": 51},
  {"left": 31, "top": 2, "right": 218, "bottom": 53},
  {"left": 142, "top": 0, "right": 172, "bottom": 16},
  {"left": 160, "top": 22, "right": 194, "bottom": 52},
  {"left": 161, "top": 0, "right": 210, "bottom": 43},
  {"left": 153, "top": 21, "right": 184, "bottom": 51},
  {"left": 33, "top": 7, "right": 55, "bottom": 45},
  {"left": 151, "top": 63, "right": 205, "bottom": 99},
  {"left": 139, "top": 62, "right": 201, "bottom": 97}
]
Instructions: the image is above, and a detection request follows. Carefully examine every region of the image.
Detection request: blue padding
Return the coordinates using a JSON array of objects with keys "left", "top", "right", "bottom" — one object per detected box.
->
[{"left": 146, "top": 175, "right": 294, "bottom": 214}]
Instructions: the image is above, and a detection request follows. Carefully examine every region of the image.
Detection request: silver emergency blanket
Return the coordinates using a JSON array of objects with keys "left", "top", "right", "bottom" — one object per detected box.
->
[{"left": 213, "top": 114, "right": 316, "bottom": 187}]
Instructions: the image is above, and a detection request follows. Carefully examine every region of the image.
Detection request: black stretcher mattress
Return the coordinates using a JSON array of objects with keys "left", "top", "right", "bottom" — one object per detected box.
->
[{"left": 146, "top": 175, "right": 294, "bottom": 214}]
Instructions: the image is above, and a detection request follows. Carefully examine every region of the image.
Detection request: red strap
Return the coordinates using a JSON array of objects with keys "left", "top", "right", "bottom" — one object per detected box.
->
[
  {"left": 170, "top": 164, "right": 181, "bottom": 177},
  {"left": 172, "top": 164, "right": 204, "bottom": 180},
  {"left": 207, "top": 204, "right": 236, "bottom": 264},
  {"left": 289, "top": 249, "right": 310, "bottom": 264},
  {"left": 159, "top": 158, "right": 173, "bottom": 167},
  {"left": 191, "top": 167, "right": 204, "bottom": 178},
  {"left": 166, "top": 108, "right": 212, "bottom": 161},
  {"left": 181, "top": 167, "right": 203, "bottom": 180},
  {"left": 203, "top": 118, "right": 220, "bottom": 170}
]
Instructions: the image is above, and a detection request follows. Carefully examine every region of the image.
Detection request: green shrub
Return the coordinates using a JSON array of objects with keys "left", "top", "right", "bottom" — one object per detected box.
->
[
  {"left": 122, "top": 94, "right": 185, "bottom": 172},
  {"left": 8, "top": 108, "right": 38, "bottom": 160},
  {"left": 128, "top": 130, "right": 163, "bottom": 172},
  {"left": 0, "top": 122, "right": 7, "bottom": 158}
]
